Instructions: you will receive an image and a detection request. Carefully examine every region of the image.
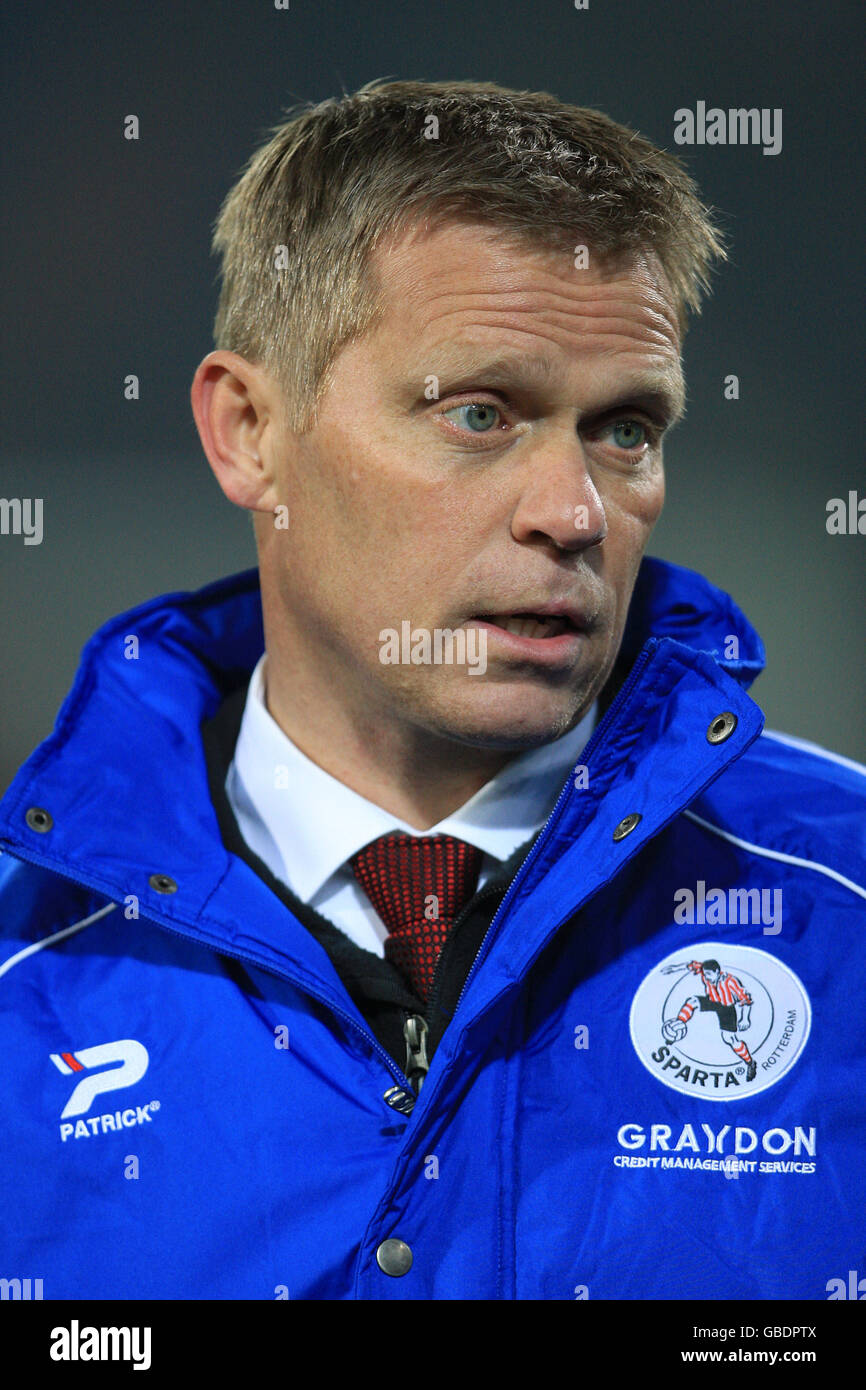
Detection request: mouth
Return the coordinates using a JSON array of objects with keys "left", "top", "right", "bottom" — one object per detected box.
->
[
  {"left": 473, "top": 611, "right": 578, "bottom": 639},
  {"left": 464, "top": 606, "right": 590, "bottom": 666}
]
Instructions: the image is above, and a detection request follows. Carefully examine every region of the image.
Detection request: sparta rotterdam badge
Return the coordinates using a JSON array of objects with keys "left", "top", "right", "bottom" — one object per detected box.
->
[{"left": 629, "top": 944, "right": 811, "bottom": 1100}]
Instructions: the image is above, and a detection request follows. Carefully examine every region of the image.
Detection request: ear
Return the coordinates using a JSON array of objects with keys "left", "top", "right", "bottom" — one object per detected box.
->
[{"left": 190, "top": 351, "right": 285, "bottom": 513}]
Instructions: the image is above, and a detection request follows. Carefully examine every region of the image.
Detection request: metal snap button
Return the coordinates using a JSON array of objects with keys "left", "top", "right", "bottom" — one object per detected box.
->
[
  {"left": 376, "top": 1238, "right": 413, "bottom": 1277},
  {"left": 707, "top": 711, "right": 737, "bottom": 744},
  {"left": 613, "top": 812, "right": 642, "bottom": 842},
  {"left": 25, "top": 806, "right": 53, "bottom": 833},
  {"left": 148, "top": 873, "right": 178, "bottom": 894}
]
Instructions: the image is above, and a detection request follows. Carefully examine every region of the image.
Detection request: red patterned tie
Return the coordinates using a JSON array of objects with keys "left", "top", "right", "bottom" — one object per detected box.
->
[{"left": 349, "top": 833, "right": 483, "bottom": 1002}]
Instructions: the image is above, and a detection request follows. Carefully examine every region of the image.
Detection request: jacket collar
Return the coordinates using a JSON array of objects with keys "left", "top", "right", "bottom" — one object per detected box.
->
[
  {"left": 0, "top": 557, "right": 765, "bottom": 1020},
  {"left": 617, "top": 555, "right": 764, "bottom": 685}
]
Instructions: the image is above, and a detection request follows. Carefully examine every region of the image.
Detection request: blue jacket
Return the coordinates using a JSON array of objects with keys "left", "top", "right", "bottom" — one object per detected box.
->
[{"left": 1, "top": 557, "right": 864, "bottom": 1300}]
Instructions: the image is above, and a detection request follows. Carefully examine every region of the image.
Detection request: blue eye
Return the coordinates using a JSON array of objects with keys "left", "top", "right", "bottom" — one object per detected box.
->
[
  {"left": 442, "top": 402, "right": 501, "bottom": 433},
  {"left": 609, "top": 420, "right": 647, "bottom": 449}
]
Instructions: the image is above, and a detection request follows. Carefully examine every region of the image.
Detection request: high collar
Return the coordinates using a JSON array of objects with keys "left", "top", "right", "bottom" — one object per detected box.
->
[
  {"left": 0, "top": 556, "right": 766, "bottom": 1024},
  {"left": 617, "top": 555, "right": 764, "bottom": 685}
]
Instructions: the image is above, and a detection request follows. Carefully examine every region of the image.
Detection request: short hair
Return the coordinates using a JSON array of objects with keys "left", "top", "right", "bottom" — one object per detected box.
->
[
  {"left": 211, "top": 78, "right": 727, "bottom": 432},
  {"left": 702, "top": 960, "right": 721, "bottom": 972}
]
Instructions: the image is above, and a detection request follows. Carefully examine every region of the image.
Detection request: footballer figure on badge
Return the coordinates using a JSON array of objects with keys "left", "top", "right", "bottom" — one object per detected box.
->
[{"left": 661, "top": 958, "right": 757, "bottom": 1082}]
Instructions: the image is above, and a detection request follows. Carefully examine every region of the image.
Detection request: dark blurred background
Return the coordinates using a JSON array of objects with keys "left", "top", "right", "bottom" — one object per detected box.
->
[{"left": 2, "top": 0, "right": 863, "bottom": 789}]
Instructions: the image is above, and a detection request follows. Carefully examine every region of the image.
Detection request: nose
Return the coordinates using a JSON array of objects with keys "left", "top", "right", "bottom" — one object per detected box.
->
[{"left": 510, "top": 432, "right": 607, "bottom": 552}]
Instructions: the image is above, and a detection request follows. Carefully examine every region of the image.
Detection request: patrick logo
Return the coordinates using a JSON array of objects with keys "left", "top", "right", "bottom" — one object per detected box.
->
[{"left": 50, "top": 1040, "right": 149, "bottom": 1117}]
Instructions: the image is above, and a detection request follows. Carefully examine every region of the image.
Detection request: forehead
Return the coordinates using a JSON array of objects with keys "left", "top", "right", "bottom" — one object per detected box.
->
[{"left": 367, "top": 219, "right": 683, "bottom": 391}]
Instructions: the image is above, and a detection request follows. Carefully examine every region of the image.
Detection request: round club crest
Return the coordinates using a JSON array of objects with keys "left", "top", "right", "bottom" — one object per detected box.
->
[{"left": 629, "top": 944, "right": 810, "bottom": 1101}]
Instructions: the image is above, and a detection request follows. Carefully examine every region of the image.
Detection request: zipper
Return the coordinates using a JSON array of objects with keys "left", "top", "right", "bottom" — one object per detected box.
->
[
  {"left": 452, "top": 642, "right": 657, "bottom": 1016},
  {"left": 402, "top": 1014, "right": 430, "bottom": 1094},
  {"left": 0, "top": 841, "right": 422, "bottom": 1108}
]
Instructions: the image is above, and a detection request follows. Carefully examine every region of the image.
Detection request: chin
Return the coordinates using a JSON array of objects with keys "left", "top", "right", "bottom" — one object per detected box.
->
[{"left": 426, "top": 685, "right": 590, "bottom": 752}]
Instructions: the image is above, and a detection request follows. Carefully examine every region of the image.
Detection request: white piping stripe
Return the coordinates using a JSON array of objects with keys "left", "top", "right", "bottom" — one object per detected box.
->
[
  {"left": 0, "top": 902, "right": 117, "bottom": 980},
  {"left": 684, "top": 810, "right": 866, "bottom": 902},
  {"left": 762, "top": 729, "right": 866, "bottom": 778}
]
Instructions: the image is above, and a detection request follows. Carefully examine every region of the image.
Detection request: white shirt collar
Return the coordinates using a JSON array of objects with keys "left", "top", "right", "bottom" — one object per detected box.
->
[{"left": 227, "top": 653, "right": 597, "bottom": 903}]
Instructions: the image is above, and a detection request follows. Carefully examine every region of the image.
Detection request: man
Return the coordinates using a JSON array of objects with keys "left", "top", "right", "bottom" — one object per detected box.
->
[
  {"left": 662, "top": 959, "right": 756, "bottom": 1080},
  {"left": 0, "top": 79, "right": 863, "bottom": 1301}
]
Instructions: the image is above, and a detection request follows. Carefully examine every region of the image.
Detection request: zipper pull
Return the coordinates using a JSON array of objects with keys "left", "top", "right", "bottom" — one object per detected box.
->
[{"left": 403, "top": 1014, "right": 430, "bottom": 1094}]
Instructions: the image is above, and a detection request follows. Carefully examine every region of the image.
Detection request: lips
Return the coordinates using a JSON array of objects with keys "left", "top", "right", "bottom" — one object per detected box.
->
[{"left": 471, "top": 597, "right": 590, "bottom": 639}]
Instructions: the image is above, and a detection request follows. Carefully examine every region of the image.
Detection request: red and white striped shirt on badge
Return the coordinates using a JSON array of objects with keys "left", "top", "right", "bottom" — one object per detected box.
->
[{"left": 688, "top": 960, "right": 752, "bottom": 1006}]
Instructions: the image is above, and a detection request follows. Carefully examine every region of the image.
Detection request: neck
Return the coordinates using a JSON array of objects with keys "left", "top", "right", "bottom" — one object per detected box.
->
[{"left": 263, "top": 660, "right": 517, "bottom": 829}]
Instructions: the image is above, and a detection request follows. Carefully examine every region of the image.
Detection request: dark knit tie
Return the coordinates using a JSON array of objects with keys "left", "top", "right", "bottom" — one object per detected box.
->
[{"left": 349, "top": 833, "right": 483, "bottom": 1002}]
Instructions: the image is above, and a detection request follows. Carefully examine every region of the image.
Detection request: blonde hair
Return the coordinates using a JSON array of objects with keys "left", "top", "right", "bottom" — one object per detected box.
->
[{"left": 212, "top": 78, "right": 727, "bottom": 431}]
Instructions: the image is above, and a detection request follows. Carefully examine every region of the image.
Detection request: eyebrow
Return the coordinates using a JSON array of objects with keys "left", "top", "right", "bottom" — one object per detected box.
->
[{"left": 424, "top": 351, "right": 686, "bottom": 426}]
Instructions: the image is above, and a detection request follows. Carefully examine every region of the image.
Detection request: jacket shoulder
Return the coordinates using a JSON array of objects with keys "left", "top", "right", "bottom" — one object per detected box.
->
[
  {"left": 687, "top": 727, "right": 866, "bottom": 902},
  {"left": 747, "top": 727, "right": 866, "bottom": 797},
  {"left": 0, "top": 849, "right": 107, "bottom": 949}
]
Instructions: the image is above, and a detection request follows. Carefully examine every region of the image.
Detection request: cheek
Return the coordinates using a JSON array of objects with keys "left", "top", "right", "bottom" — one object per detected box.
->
[
  {"left": 606, "top": 466, "right": 665, "bottom": 539},
  {"left": 293, "top": 435, "right": 396, "bottom": 558},
  {"left": 598, "top": 476, "right": 664, "bottom": 610},
  {"left": 645, "top": 466, "right": 665, "bottom": 524}
]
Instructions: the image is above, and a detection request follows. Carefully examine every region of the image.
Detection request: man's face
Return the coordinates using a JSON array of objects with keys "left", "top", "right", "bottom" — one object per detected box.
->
[{"left": 262, "top": 220, "right": 683, "bottom": 751}]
